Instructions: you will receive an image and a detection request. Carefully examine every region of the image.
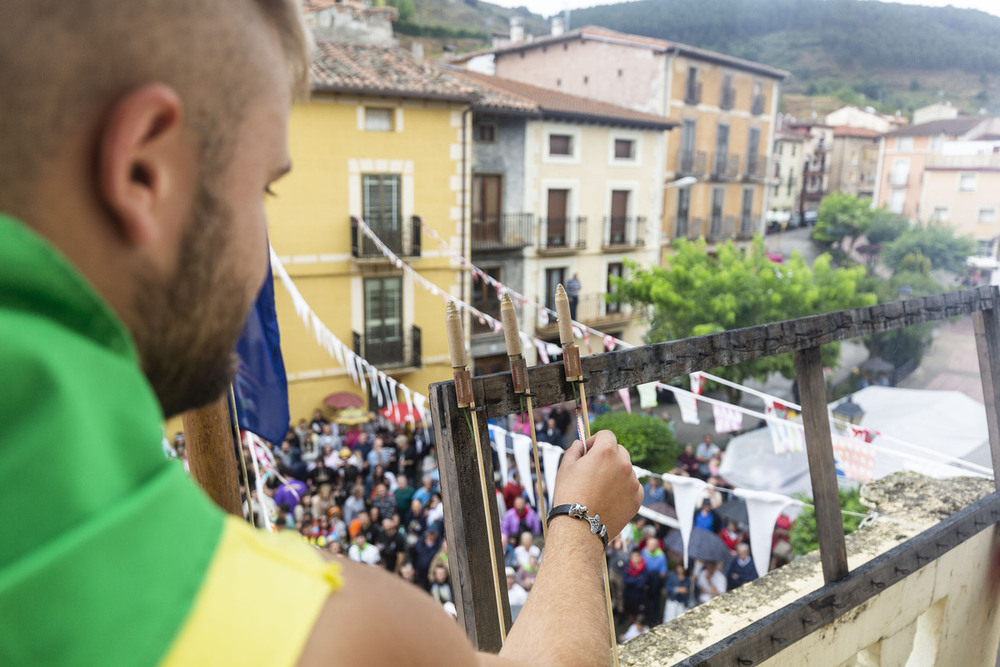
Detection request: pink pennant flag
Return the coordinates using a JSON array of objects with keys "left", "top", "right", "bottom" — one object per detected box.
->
[
  {"left": 712, "top": 403, "right": 744, "bottom": 433},
  {"left": 538, "top": 307, "right": 549, "bottom": 326},
  {"left": 534, "top": 339, "right": 550, "bottom": 364},
  {"left": 618, "top": 388, "right": 632, "bottom": 413}
]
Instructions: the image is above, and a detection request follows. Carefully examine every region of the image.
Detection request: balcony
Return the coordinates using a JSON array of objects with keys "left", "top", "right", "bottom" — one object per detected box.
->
[
  {"left": 351, "top": 215, "right": 422, "bottom": 260},
  {"left": 602, "top": 216, "right": 646, "bottom": 248},
  {"left": 751, "top": 93, "right": 766, "bottom": 115},
  {"left": 352, "top": 325, "right": 421, "bottom": 370},
  {"left": 677, "top": 149, "right": 707, "bottom": 176},
  {"left": 684, "top": 81, "right": 702, "bottom": 105},
  {"left": 707, "top": 215, "right": 736, "bottom": 242},
  {"left": 926, "top": 153, "right": 1000, "bottom": 170},
  {"left": 470, "top": 213, "right": 534, "bottom": 252},
  {"left": 720, "top": 86, "right": 735, "bottom": 111},
  {"left": 538, "top": 217, "right": 587, "bottom": 252},
  {"left": 737, "top": 214, "right": 757, "bottom": 239},
  {"left": 744, "top": 155, "right": 769, "bottom": 182},
  {"left": 686, "top": 217, "right": 705, "bottom": 240},
  {"left": 711, "top": 152, "right": 741, "bottom": 180}
]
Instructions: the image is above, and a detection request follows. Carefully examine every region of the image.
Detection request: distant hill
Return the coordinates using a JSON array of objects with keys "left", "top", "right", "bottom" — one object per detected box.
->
[{"left": 566, "top": 0, "right": 1000, "bottom": 117}]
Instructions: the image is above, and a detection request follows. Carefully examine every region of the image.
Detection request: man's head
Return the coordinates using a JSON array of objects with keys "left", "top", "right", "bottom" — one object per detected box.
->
[
  {"left": 0, "top": 1, "right": 310, "bottom": 418},
  {"left": 737, "top": 543, "right": 751, "bottom": 560},
  {"left": 513, "top": 496, "right": 526, "bottom": 512}
]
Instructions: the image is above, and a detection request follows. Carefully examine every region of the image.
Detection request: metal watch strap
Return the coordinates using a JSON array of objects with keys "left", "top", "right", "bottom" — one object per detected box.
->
[{"left": 547, "top": 503, "right": 609, "bottom": 547}]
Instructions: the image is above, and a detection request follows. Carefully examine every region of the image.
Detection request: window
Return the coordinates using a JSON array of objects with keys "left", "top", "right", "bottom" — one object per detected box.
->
[
  {"left": 476, "top": 123, "right": 497, "bottom": 143},
  {"left": 549, "top": 133, "right": 573, "bottom": 156},
  {"left": 609, "top": 190, "right": 630, "bottom": 244},
  {"left": 931, "top": 206, "right": 950, "bottom": 223},
  {"left": 720, "top": 71, "right": 735, "bottom": 109},
  {"left": 364, "top": 276, "right": 403, "bottom": 366},
  {"left": 362, "top": 174, "right": 402, "bottom": 252},
  {"left": 888, "top": 188, "right": 906, "bottom": 214},
  {"left": 676, "top": 186, "right": 691, "bottom": 238},
  {"left": 959, "top": 173, "right": 978, "bottom": 192},
  {"left": 685, "top": 66, "right": 700, "bottom": 104},
  {"left": 607, "top": 263, "right": 624, "bottom": 314},
  {"left": 787, "top": 169, "right": 795, "bottom": 196},
  {"left": 614, "top": 139, "right": 635, "bottom": 160},
  {"left": 890, "top": 158, "right": 910, "bottom": 187},
  {"left": 979, "top": 208, "right": 997, "bottom": 224},
  {"left": 930, "top": 135, "right": 944, "bottom": 152},
  {"left": 710, "top": 187, "right": 724, "bottom": 236},
  {"left": 365, "top": 107, "right": 393, "bottom": 132},
  {"left": 897, "top": 136, "right": 914, "bottom": 151},
  {"left": 740, "top": 188, "right": 754, "bottom": 234}
]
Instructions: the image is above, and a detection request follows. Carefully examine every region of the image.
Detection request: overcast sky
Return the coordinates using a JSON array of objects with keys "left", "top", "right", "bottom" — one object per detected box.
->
[{"left": 489, "top": 0, "right": 1000, "bottom": 20}]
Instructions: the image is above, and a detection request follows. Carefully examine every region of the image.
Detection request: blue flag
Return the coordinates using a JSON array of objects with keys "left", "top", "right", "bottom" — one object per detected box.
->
[{"left": 233, "top": 253, "right": 289, "bottom": 445}]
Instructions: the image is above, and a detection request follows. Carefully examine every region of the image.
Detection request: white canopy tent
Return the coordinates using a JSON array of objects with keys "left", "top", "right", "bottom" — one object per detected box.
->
[{"left": 718, "top": 386, "right": 991, "bottom": 497}]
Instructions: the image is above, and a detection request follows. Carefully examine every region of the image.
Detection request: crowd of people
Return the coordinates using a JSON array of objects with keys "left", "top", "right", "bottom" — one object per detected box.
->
[{"left": 167, "top": 402, "right": 795, "bottom": 639}]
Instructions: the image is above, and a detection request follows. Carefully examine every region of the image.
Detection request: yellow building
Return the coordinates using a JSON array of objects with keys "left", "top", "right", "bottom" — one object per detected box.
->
[{"left": 266, "top": 42, "right": 475, "bottom": 423}]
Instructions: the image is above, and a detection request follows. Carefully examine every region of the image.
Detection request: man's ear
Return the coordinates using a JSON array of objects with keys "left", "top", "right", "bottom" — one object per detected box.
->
[{"left": 96, "top": 83, "right": 187, "bottom": 247}]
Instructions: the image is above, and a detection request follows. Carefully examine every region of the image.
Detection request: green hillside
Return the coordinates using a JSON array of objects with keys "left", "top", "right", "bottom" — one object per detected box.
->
[{"left": 567, "top": 0, "right": 1000, "bottom": 116}]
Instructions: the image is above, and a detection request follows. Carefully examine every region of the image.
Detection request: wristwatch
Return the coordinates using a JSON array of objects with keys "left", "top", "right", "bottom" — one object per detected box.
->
[{"left": 547, "top": 503, "right": 609, "bottom": 547}]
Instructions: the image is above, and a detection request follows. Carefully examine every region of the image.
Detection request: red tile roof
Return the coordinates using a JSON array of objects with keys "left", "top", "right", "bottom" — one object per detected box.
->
[
  {"left": 447, "top": 68, "right": 678, "bottom": 130},
  {"left": 449, "top": 26, "right": 789, "bottom": 80},
  {"left": 311, "top": 42, "right": 476, "bottom": 102},
  {"left": 886, "top": 117, "right": 984, "bottom": 138},
  {"left": 833, "top": 126, "right": 882, "bottom": 139}
]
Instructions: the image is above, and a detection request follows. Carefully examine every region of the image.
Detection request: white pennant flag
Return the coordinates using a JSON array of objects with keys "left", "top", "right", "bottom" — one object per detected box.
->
[
  {"left": 712, "top": 403, "right": 744, "bottom": 433},
  {"left": 344, "top": 352, "right": 358, "bottom": 385},
  {"left": 535, "top": 339, "right": 550, "bottom": 364},
  {"left": 677, "top": 392, "right": 700, "bottom": 424},
  {"left": 401, "top": 385, "right": 415, "bottom": 425},
  {"left": 385, "top": 376, "right": 399, "bottom": 418},
  {"left": 541, "top": 442, "right": 563, "bottom": 510},
  {"left": 511, "top": 432, "right": 535, "bottom": 508},
  {"left": 538, "top": 307, "right": 549, "bottom": 326},
  {"left": 487, "top": 424, "right": 510, "bottom": 486},
  {"left": 734, "top": 489, "right": 800, "bottom": 578},
  {"left": 662, "top": 473, "right": 708, "bottom": 566}
]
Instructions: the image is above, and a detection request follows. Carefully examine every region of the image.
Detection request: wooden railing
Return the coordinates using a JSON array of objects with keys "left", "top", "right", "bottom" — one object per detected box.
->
[{"left": 428, "top": 285, "right": 1000, "bottom": 657}]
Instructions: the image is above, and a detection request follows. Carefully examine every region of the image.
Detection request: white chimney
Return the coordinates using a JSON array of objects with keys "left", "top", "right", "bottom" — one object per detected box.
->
[
  {"left": 411, "top": 41, "right": 424, "bottom": 61},
  {"left": 551, "top": 16, "right": 564, "bottom": 36},
  {"left": 510, "top": 16, "right": 524, "bottom": 43}
]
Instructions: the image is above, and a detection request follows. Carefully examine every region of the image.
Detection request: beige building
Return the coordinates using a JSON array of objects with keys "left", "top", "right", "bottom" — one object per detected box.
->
[
  {"left": 445, "top": 69, "right": 675, "bottom": 369},
  {"left": 786, "top": 121, "right": 834, "bottom": 215},
  {"left": 825, "top": 104, "right": 903, "bottom": 134},
  {"left": 769, "top": 129, "right": 807, "bottom": 216},
  {"left": 873, "top": 117, "right": 984, "bottom": 221},
  {"left": 452, "top": 26, "right": 788, "bottom": 258},
  {"left": 829, "top": 126, "right": 881, "bottom": 200},
  {"left": 920, "top": 140, "right": 1000, "bottom": 248}
]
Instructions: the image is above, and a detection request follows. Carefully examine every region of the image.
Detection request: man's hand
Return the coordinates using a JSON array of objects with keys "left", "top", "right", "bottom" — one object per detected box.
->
[{"left": 550, "top": 430, "right": 642, "bottom": 538}]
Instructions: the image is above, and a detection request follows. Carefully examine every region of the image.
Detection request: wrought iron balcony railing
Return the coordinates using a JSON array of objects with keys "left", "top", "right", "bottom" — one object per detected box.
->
[
  {"left": 352, "top": 325, "right": 421, "bottom": 369},
  {"left": 677, "top": 149, "right": 707, "bottom": 176},
  {"left": 602, "top": 216, "right": 646, "bottom": 248},
  {"left": 711, "top": 152, "right": 741, "bottom": 180},
  {"left": 538, "top": 216, "right": 587, "bottom": 252},
  {"left": 470, "top": 213, "right": 534, "bottom": 252},
  {"left": 351, "top": 215, "right": 422, "bottom": 259}
]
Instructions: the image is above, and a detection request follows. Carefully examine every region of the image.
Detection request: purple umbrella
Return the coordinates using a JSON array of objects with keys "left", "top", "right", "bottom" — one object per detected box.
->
[{"left": 274, "top": 479, "right": 307, "bottom": 508}]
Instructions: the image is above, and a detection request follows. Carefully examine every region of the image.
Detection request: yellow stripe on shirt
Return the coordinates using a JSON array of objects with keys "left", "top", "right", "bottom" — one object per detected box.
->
[{"left": 160, "top": 517, "right": 342, "bottom": 666}]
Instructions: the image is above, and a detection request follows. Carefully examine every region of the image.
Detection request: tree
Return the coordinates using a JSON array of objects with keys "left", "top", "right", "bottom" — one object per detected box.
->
[
  {"left": 790, "top": 487, "right": 866, "bottom": 556},
  {"left": 882, "top": 223, "right": 976, "bottom": 274},
  {"left": 590, "top": 412, "right": 681, "bottom": 473},
  {"left": 811, "top": 192, "right": 875, "bottom": 252},
  {"left": 609, "top": 237, "right": 877, "bottom": 391},
  {"left": 387, "top": 0, "right": 415, "bottom": 22}
]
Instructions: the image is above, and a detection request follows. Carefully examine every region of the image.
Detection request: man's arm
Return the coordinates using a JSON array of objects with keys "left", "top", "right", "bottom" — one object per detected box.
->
[{"left": 297, "top": 431, "right": 641, "bottom": 667}]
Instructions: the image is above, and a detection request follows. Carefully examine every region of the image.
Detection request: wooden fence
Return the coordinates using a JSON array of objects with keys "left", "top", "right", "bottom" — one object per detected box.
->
[{"left": 428, "top": 285, "right": 1000, "bottom": 659}]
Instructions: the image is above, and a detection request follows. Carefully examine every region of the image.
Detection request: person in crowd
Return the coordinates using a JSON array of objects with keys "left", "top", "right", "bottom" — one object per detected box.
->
[
  {"left": 720, "top": 520, "right": 746, "bottom": 555},
  {"left": 724, "top": 543, "right": 758, "bottom": 590},
  {"left": 398, "top": 561, "right": 417, "bottom": 585},
  {"left": 343, "top": 485, "right": 368, "bottom": 525},
  {"left": 771, "top": 514, "right": 794, "bottom": 571},
  {"left": 664, "top": 564, "right": 693, "bottom": 622},
  {"left": 640, "top": 536, "right": 668, "bottom": 625},
  {"left": 677, "top": 444, "right": 701, "bottom": 478},
  {"left": 514, "top": 531, "right": 542, "bottom": 570},
  {"left": 506, "top": 567, "right": 530, "bottom": 622},
  {"left": 430, "top": 564, "right": 454, "bottom": 606},
  {"left": 502, "top": 496, "right": 543, "bottom": 539},
  {"left": 623, "top": 549, "right": 651, "bottom": 621},
  {"left": 694, "top": 498, "right": 722, "bottom": 533},
  {"left": 537, "top": 417, "right": 565, "bottom": 448},
  {"left": 317, "top": 422, "right": 339, "bottom": 451},
  {"left": 414, "top": 475, "right": 436, "bottom": 507},
  {"left": 377, "top": 515, "right": 408, "bottom": 574},
  {"left": 426, "top": 492, "right": 445, "bottom": 527},
  {"left": 517, "top": 554, "right": 540, "bottom": 592},
  {"left": 411, "top": 523, "right": 443, "bottom": 591},
  {"left": 606, "top": 535, "right": 629, "bottom": 620},
  {"left": 311, "top": 409, "right": 329, "bottom": 434},
  {"left": 696, "top": 560, "right": 727, "bottom": 604},
  {"left": 502, "top": 470, "right": 526, "bottom": 510},
  {"left": 394, "top": 474, "right": 416, "bottom": 516},
  {"left": 621, "top": 614, "right": 649, "bottom": 642},
  {"left": 566, "top": 273, "right": 581, "bottom": 319},
  {"left": 642, "top": 475, "right": 666, "bottom": 506},
  {"left": 348, "top": 532, "right": 381, "bottom": 566},
  {"left": 295, "top": 418, "right": 312, "bottom": 446},
  {"left": 696, "top": 435, "right": 721, "bottom": 480},
  {"left": 370, "top": 483, "right": 396, "bottom": 519}
]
